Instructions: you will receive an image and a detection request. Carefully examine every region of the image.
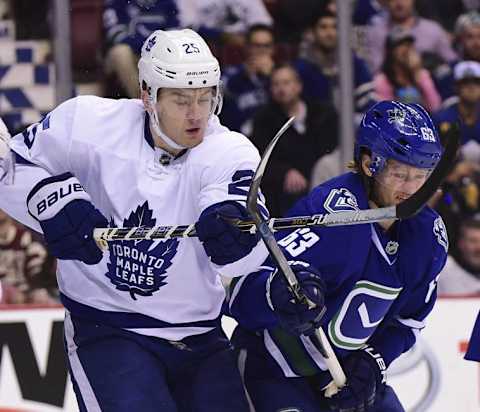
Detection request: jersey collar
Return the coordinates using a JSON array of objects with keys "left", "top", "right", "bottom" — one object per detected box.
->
[{"left": 143, "top": 112, "right": 155, "bottom": 149}]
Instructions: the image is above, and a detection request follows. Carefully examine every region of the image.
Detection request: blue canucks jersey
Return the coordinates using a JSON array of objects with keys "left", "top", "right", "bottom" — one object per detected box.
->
[
  {"left": 103, "top": 0, "right": 180, "bottom": 53},
  {"left": 220, "top": 64, "right": 270, "bottom": 134},
  {"left": 228, "top": 172, "right": 448, "bottom": 381},
  {"left": 465, "top": 311, "right": 480, "bottom": 362}
]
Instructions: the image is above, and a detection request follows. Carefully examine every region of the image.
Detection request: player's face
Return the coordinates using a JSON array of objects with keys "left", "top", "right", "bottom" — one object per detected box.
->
[
  {"left": 372, "top": 159, "right": 430, "bottom": 206},
  {"left": 156, "top": 88, "right": 214, "bottom": 148}
]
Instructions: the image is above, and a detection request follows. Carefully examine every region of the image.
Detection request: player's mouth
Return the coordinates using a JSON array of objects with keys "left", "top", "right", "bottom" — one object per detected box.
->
[
  {"left": 185, "top": 127, "right": 201, "bottom": 137},
  {"left": 396, "top": 194, "right": 411, "bottom": 202}
]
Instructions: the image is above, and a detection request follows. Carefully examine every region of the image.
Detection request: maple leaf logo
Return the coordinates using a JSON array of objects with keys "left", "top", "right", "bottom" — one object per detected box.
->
[
  {"left": 105, "top": 201, "right": 179, "bottom": 300},
  {"left": 145, "top": 35, "right": 157, "bottom": 52}
]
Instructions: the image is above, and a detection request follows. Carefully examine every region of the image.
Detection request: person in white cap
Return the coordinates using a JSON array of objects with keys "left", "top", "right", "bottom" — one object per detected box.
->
[
  {"left": 434, "top": 60, "right": 480, "bottom": 160},
  {"left": 0, "top": 28, "right": 303, "bottom": 411}
]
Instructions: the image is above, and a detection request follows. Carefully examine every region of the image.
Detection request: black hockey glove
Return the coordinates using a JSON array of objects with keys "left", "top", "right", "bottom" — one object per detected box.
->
[
  {"left": 196, "top": 201, "right": 259, "bottom": 265},
  {"left": 327, "top": 346, "right": 387, "bottom": 412},
  {"left": 266, "top": 262, "right": 326, "bottom": 336},
  {"left": 27, "top": 173, "right": 108, "bottom": 265}
]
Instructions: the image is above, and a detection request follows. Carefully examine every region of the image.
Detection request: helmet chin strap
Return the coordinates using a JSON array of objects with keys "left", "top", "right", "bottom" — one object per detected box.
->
[{"left": 148, "top": 108, "right": 188, "bottom": 151}]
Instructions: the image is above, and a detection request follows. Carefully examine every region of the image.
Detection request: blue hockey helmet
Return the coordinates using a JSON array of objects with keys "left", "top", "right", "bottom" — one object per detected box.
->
[{"left": 354, "top": 101, "right": 443, "bottom": 175}]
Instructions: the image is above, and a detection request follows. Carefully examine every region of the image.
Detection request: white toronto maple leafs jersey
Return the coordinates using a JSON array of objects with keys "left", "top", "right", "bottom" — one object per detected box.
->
[{"left": 0, "top": 95, "right": 268, "bottom": 340}]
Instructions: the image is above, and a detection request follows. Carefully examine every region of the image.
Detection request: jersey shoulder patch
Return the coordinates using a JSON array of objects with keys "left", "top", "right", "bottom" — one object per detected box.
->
[
  {"left": 411, "top": 207, "right": 449, "bottom": 254},
  {"left": 433, "top": 215, "right": 448, "bottom": 253},
  {"left": 323, "top": 187, "right": 359, "bottom": 213}
]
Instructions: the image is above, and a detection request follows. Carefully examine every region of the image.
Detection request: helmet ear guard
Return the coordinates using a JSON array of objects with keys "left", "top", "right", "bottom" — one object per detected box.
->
[{"left": 368, "top": 153, "right": 387, "bottom": 175}]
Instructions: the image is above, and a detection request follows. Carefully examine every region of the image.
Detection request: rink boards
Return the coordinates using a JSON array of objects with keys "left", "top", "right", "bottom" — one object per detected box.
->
[{"left": 0, "top": 297, "right": 478, "bottom": 412}]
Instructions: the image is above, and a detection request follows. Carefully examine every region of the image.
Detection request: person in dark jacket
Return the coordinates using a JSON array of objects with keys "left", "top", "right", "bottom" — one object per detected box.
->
[{"left": 250, "top": 64, "right": 338, "bottom": 216}]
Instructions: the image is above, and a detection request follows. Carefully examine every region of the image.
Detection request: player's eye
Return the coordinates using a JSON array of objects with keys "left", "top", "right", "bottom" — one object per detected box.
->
[
  {"left": 413, "top": 173, "right": 427, "bottom": 181},
  {"left": 392, "top": 172, "right": 407, "bottom": 180}
]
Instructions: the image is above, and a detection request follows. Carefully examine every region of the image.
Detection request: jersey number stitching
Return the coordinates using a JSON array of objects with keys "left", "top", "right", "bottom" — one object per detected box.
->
[{"left": 278, "top": 228, "right": 320, "bottom": 257}]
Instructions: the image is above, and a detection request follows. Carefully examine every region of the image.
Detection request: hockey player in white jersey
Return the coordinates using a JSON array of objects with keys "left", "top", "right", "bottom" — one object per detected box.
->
[{"left": 0, "top": 29, "right": 270, "bottom": 411}]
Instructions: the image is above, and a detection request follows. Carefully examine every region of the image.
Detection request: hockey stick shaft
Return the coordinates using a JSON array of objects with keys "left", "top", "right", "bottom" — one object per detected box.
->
[
  {"left": 245, "top": 117, "right": 347, "bottom": 393},
  {"left": 92, "top": 209, "right": 395, "bottom": 243}
]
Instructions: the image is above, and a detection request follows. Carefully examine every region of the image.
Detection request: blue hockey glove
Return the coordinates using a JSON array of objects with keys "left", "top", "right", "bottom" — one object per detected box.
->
[
  {"left": 27, "top": 173, "right": 108, "bottom": 265},
  {"left": 266, "top": 262, "right": 326, "bottom": 336},
  {"left": 195, "top": 201, "right": 259, "bottom": 265},
  {"left": 327, "top": 346, "right": 387, "bottom": 412}
]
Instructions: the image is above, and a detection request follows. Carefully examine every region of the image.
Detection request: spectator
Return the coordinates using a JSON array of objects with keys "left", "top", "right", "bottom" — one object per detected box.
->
[
  {"left": 0, "top": 209, "right": 58, "bottom": 304},
  {"left": 250, "top": 64, "right": 338, "bottom": 215},
  {"left": 435, "top": 11, "right": 480, "bottom": 100},
  {"left": 434, "top": 61, "right": 480, "bottom": 151},
  {"left": 103, "top": 0, "right": 181, "bottom": 98},
  {"left": 367, "top": 0, "right": 457, "bottom": 74},
  {"left": 455, "top": 11, "right": 480, "bottom": 62},
  {"left": 103, "top": 0, "right": 273, "bottom": 98},
  {"left": 265, "top": 0, "right": 326, "bottom": 43},
  {"left": 438, "top": 216, "right": 480, "bottom": 296},
  {"left": 220, "top": 24, "right": 274, "bottom": 134},
  {"left": 294, "top": 10, "right": 376, "bottom": 119},
  {"left": 179, "top": 0, "right": 273, "bottom": 46},
  {"left": 373, "top": 28, "right": 441, "bottom": 112}
]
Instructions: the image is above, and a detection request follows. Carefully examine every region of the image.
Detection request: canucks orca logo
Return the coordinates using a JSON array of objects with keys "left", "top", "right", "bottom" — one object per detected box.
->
[
  {"left": 324, "top": 188, "right": 359, "bottom": 213},
  {"left": 106, "top": 201, "right": 179, "bottom": 300}
]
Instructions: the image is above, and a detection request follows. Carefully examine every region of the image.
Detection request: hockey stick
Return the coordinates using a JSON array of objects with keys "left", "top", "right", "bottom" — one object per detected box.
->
[
  {"left": 93, "top": 121, "right": 459, "bottom": 246},
  {"left": 245, "top": 117, "right": 347, "bottom": 396}
]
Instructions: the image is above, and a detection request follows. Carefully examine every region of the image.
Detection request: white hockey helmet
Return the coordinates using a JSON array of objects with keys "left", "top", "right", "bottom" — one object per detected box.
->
[{"left": 138, "top": 29, "right": 222, "bottom": 126}]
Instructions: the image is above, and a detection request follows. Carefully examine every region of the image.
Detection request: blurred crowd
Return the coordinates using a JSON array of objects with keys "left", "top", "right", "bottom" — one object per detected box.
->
[{"left": 1, "top": 0, "right": 480, "bottom": 303}]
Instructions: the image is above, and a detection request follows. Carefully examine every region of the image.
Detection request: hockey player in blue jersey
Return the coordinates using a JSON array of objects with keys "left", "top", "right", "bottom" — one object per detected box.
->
[
  {"left": 225, "top": 101, "right": 448, "bottom": 411},
  {"left": 465, "top": 311, "right": 480, "bottom": 362},
  {"left": 0, "top": 28, "right": 288, "bottom": 412}
]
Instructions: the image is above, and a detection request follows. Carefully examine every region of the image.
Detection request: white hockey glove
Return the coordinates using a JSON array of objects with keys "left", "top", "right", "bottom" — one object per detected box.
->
[{"left": 0, "top": 118, "right": 14, "bottom": 184}]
